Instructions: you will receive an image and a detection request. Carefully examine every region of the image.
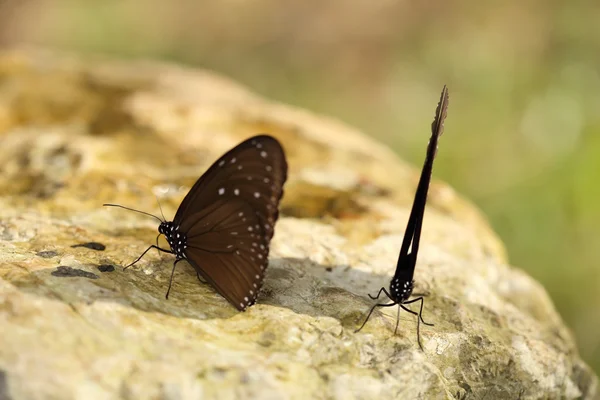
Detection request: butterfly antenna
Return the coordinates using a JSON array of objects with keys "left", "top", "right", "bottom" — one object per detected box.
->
[
  {"left": 103, "top": 203, "right": 164, "bottom": 223},
  {"left": 155, "top": 195, "right": 167, "bottom": 222}
]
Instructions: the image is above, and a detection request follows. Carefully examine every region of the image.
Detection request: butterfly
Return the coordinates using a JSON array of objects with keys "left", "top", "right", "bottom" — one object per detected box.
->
[
  {"left": 105, "top": 135, "right": 288, "bottom": 310},
  {"left": 356, "top": 86, "right": 449, "bottom": 350}
]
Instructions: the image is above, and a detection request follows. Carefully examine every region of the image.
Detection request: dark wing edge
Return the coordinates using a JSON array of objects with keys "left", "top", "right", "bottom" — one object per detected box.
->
[
  {"left": 264, "top": 137, "right": 288, "bottom": 240},
  {"left": 395, "top": 85, "right": 450, "bottom": 279},
  {"left": 431, "top": 85, "right": 450, "bottom": 140}
]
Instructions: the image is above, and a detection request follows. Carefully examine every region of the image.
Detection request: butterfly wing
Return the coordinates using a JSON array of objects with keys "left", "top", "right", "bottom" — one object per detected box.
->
[
  {"left": 174, "top": 135, "right": 287, "bottom": 240},
  {"left": 179, "top": 198, "right": 270, "bottom": 310},
  {"left": 172, "top": 135, "right": 287, "bottom": 310},
  {"left": 395, "top": 86, "right": 449, "bottom": 281}
]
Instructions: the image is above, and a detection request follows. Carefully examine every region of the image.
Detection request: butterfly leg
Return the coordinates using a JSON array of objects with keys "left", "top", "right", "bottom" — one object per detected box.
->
[
  {"left": 403, "top": 297, "right": 434, "bottom": 326},
  {"left": 368, "top": 287, "right": 393, "bottom": 300},
  {"left": 165, "top": 258, "right": 184, "bottom": 299},
  {"left": 394, "top": 305, "right": 401, "bottom": 335},
  {"left": 355, "top": 302, "right": 397, "bottom": 333},
  {"left": 124, "top": 245, "right": 172, "bottom": 270},
  {"left": 401, "top": 297, "right": 433, "bottom": 352}
]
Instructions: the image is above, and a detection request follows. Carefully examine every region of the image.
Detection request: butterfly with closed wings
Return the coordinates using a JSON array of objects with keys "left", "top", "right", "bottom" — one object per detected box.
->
[
  {"left": 356, "top": 86, "right": 450, "bottom": 350},
  {"left": 105, "top": 135, "right": 288, "bottom": 311}
]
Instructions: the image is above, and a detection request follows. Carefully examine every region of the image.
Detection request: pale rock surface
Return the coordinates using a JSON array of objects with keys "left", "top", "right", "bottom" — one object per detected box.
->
[{"left": 0, "top": 49, "right": 597, "bottom": 400}]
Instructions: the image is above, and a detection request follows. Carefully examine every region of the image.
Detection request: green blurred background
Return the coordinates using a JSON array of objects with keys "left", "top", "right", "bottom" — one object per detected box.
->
[{"left": 1, "top": 0, "right": 598, "bottom": 374}]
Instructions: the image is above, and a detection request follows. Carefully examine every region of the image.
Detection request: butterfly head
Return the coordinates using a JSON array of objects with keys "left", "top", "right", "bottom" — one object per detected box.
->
[
  {"left": 158, "top": 221, "right": 187, "bottom": 259},
  {"left": 158, "top": 222, "right": 168, "bottom": 235},
  {"left": 389, "top": 277, "right": 414, "bottom": 303}
]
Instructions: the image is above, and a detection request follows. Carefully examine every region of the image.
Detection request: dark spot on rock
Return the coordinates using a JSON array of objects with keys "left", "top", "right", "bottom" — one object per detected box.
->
[
  {"left": 97, "top": 264, "right": 115, "bottom": 273},
  {"left": 0, "top": 369, "right": 10, "bottom": 400},
  {"left": 51, "top": 266, "right": 99, "bottom": 279},
  {"left": 356, "top": 178, "right": 391, "bottom": 197},
  {"left": 212, "top": 367, "right": 227, "bottom": 377},
  {"left": 572, "top": 362, "right": 597, "bottom": 400},
  {"left": 257, "top": 331, "right": 277, "bottom": 347},
  {"left": 31, "top": 181, "right": 65, "bottom": 199},
  {"left": 36, "top": 250, "right": 58, "bottom": 258},
  {"left": 71, "top": 242, "right": 106, "bottom": 251},
  {"left": 458, "top": 380, "right": 472, "bottom": 395},
  {"left": 318, "top": 371, "right": 331, "bottom": 382},
  {"left": 325, "top": 267, "right": 333, "bottom": 272},
  {"left": 239, "top": 372, "right": 250, "bottom": 384}
]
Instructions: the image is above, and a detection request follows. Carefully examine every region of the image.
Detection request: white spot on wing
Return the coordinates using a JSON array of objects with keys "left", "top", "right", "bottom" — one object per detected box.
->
[
  {"left": 218, "top": 187, "right": 225, "bottom": 195},
  {"left": 254, "top": 192, "right": 260, "bottom": 198}
]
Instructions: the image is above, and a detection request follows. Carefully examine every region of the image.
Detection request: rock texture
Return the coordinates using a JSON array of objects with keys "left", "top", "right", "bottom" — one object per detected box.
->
[{"left": 0, "top": 49, "right": 597, "bottom": 400}]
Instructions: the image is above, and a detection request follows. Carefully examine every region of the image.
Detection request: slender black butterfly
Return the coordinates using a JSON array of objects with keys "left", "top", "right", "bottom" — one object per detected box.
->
[
  {"left": 104, "top": 135, "right": 288, "bottom": 311},
  {"left": 356, "top": 86, "right": 450, "bottom": 350}
]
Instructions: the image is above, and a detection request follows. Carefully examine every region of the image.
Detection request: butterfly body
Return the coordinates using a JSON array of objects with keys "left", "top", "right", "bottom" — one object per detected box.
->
[
  {"left": 389, "top": 277, "right": 413, "bottom": 304},
  {"left": 159, "top": 222, "right": 187, "bottom": 259},
  {"left": 105, "top": 135, "right": 287, "bottom": 311},
  {"left": 356, "top": 86, "right": 450, "bottom": 350}
]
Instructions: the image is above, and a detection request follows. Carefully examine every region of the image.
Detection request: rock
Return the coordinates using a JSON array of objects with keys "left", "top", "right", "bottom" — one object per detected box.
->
[{"left": 0, "top": 48, "right": 597, "bottom": 400}]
